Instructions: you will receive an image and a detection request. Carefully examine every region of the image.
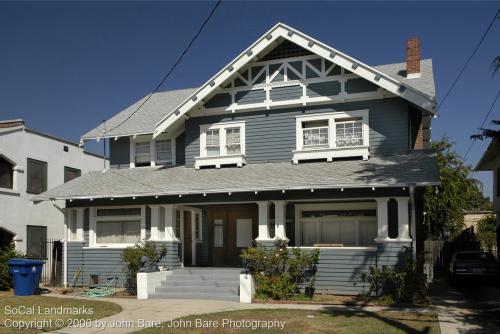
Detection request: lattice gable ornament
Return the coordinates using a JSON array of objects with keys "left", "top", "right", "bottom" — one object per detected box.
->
[{"left": 153, "top": 23, "right": 436, "bottom": 138}]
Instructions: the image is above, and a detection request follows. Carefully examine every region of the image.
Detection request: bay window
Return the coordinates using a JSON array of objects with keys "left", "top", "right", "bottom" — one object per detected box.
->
[
  {"left": 196, "top": 121, "right": 246, "bottom": 169},
  {"left": 293, "top": 110, "right": 369, "bottom": 163}
]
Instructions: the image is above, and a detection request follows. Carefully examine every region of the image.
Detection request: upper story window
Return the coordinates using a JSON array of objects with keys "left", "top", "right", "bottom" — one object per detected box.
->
[
  {"left": 0, "top": 157, "right": 14, "bottom": 189},
  {"left": 27, "top": 158, "right": 47, "bottom": 194},
  {"left": 195, "top": 121, "right": 246, "bottom": 169},
  {"left": 64, "top": 166, "right": 81, "bottom": 183},
  {"left": 131, "top": 136, "right": 175, "bottom": 168},
  {"left": 293, "top": 110, "right": 369, "bottom": 164},
  {"left": 155, "top": 139, "right": 172, "bottom": 165},
  {"left": 135, "top": 141, "right": 151, "bottom": 167}
]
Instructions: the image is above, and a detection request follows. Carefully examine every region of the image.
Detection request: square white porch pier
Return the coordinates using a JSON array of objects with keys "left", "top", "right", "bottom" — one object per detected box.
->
[
  {"left": 375, "top": 197, "right": 412, "bottom": 243},
  {"left": 255, "top": 200, "right": 288, "bottom": 245}
]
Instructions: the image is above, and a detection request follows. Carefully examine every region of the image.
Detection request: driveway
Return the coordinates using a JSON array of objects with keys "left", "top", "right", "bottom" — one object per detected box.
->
[{"left": 430, "top": 277, "right": 500, "bottom": 334}]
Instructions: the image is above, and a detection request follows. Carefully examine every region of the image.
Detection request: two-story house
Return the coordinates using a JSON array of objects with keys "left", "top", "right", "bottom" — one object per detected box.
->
[
  {"left": 33, "top": 23, "right": 439, "bottom": 298},
  {"left": 0, "top": 119, "right": 105, "bottom": 255}
]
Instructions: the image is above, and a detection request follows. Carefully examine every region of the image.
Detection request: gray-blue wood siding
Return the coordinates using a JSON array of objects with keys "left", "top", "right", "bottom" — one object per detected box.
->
[
  {"left": 66, "top": 241, "right": 181, "bottom": 288},
  {"left": 185, "top": 98, "right": 409, "bottom": 166}
]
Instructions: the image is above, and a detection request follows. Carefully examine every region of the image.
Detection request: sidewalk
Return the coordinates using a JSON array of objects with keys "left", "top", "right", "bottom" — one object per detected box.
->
[{"left": 47, "top": 293, "right": 431, "bottom": 334}]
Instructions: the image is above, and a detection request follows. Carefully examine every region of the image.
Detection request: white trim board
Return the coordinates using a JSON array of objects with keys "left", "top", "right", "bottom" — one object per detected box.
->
[{"left": 153, "top": 22, "right": 436, "bottom": 139}]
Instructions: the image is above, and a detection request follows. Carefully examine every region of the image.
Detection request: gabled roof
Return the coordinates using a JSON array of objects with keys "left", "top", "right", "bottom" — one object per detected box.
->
[
  {"left": 475, "top": 139, "right": 500, "bottom": 171},
  {"left": 32, "top": 150, "right": 439, "bottom": 201},
  {"left": 153, "top": 22, "right": 437, "bottom": 138}
]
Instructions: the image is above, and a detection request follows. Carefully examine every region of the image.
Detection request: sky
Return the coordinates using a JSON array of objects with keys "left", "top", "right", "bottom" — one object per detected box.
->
[{"left": 0, "top": 1, "right": 498, "bottom": 198}]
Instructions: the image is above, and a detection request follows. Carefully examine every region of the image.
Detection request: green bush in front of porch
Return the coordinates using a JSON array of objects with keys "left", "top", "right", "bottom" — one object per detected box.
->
[
  {"left": 241, "top": 240, "right": 319, "bottom": 300},
  {"left": 122, "top": 241, "right": 167, "bottom": 295},
  {"left": 0, "top": 242, "right": 25, "bottom": 291}
]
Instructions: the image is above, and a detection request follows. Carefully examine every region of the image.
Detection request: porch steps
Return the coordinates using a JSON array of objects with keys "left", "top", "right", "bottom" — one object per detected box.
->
[{"left": 150, "top": 268, "right": 241, "bottom": 301}]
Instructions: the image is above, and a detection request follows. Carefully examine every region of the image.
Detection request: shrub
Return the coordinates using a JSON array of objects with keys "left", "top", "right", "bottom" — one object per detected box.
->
[
  {"left": 476, "top": 215, "right": 497, "bottom": 253},
  {"left": 122, "top": 241, "right": 167, "bottom": 295},
  {"left": 0, "top": 242, "right": 25, "bottom": 291},
  {"left": 357, "top": 247, "right": 427, "bottom": 304},
  {"left": 241, "top": 240, "right": 319, "bottom": 300}
]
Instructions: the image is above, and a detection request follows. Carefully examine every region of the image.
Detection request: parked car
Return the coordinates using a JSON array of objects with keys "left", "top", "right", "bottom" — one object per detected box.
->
[{"left": 449, "top": 251, "right": 500, "bottom": 283}]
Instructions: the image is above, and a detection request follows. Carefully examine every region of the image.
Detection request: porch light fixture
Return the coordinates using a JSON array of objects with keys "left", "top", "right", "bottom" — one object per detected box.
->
[
  {"left": 114, "top": 136, "right": 119, "bottom": 141},
  {"left": 228, "top": 192, "right": 232, "bottom": 196},
  {"left": 402, "top": 187, "right": 406, "bottom": 191},
  {"left": 282, "top": 189, "right": 285, "bottom": 194},
  {"left": 111, "top": 198, "right": 114, "bottom": 201},
  {"left": 155, "top": 195, "right": 158, "bottom": 199},
  {"left": 90, "top": 198, "right": 93, "bottom": 202},
  {"left": 178, "top": 194, "right": 182, "bottom": 198},
  {"left": 310, "top": 189, "right": 314, "bottom": 193},
  {"left": 203, "top": 193, "right": 206, "bottom": 197},
  {"left": 372, "top": 187, "right": 375, "bottom": 191},
  {"left": 254, "top": 191, "right": 258, "bottom": 195},
  {"left": 341, "top": 188, "right": 344, "bottom": 192},
  {"left": 69, "top": 198, "right": 73, "bottom": 202},
  {"left": 96, "top": 137, "right": 100, "bottom": 143}
]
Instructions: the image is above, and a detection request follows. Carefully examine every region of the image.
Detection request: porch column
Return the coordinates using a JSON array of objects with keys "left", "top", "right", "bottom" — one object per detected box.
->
[
  {"left": 396, "top": 197, "right": 412, "bottom": 241},
  {"left": 162, "top": 204, "right": 179, "bottom": 242},
  {"left": 255, "top": 201, "right": 272, "bottom": 242},
  {"left": 150, "top": 205, "right": 160, "bottom": 240},
  {"left": 75, "top": 207, "right": 84, "bottom": 241},
  {"left": 374, "top": 197, "right": 390, "bottom": 242},
  {"left": 273, "top": 201, "right": 288, "bottom": 241}
]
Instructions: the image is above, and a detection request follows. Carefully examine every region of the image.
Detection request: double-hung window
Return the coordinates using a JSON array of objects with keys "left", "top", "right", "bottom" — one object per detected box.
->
[
  {"left": 27, "top": 158, "right": 47, "bottom": 194},
  {"left": 206, "top": 130, "right": 220, "bottom": 157},
  {"left": 196, "top": 122, "right": 246, "bottom": 169},
  {"left": 155, "top": 139, "right": 172, "bottom": 165},
  {"left": 294, "top": 110, "right": 369, "bottom": 163},
  {"left": 302, "top": 120, "right": 329, "bottom": 148},
  {"left": 135, "top": 142, "right": 151, "bottom": 167}
]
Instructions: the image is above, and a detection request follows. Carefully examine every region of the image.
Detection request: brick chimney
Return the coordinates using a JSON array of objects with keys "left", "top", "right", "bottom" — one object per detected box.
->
[{"left": 406, "top": 38, "right": 421, "bottom": 78}]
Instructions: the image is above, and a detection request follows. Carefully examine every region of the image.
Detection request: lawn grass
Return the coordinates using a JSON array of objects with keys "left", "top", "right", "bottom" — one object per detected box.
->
[
  {"left": 133, "top": 308, "right": 440, "bottom": 334},
  {"left": 0, "top": 295, "right": 122, "bottom": 334}
]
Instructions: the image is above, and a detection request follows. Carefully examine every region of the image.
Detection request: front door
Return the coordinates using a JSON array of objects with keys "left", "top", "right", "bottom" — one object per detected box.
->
[{"left": 208, "top": 204, "right": 257, "bottom": 267}]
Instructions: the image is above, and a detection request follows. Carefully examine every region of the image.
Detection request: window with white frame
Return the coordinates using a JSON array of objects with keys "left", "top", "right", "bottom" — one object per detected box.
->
[
  {"left": 336, "top": 118, "right": 363, "bottom": 147},
  {"left": 95, "top": 207, "right": 142, "bottom": 246},
  {"left": 197, "top": 122, "right": 246, "bottom": 169},
  {"left": 206, "top": 129, "right": 220, "bottom": 156},
  {"left": 155, "top": 139, "right": 172, "bottom": 165},
  {"left": 302, "top": 120, "right": 329, "bottom": 148},
  {"left": 294, "top": 110, "right": 369, "bottom": 163},
  {"left": 135, "top": 142, "right": 151, "bottom": 167}
]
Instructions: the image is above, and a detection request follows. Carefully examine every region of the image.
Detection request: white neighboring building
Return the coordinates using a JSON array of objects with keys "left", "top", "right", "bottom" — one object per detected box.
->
[
  {"left": 0, "top": 119, "right": 106, "bottom": 255},
  {"left": 476, "top": 139, "right": 500, "bottom": 254}
]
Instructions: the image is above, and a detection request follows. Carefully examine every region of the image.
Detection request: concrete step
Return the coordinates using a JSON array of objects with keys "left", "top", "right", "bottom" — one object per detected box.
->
[
  {"left": 155, "top": 286, "right": 238, "bottom": 295},
  {"left": 150, "top": 291, "right": 239, "bottom": 301},
  {"left": 165, "top": 275, "right": 238, "bottom": 283},
  {"left": 161, "top": 280, "right": 236, "bottom": 288}
]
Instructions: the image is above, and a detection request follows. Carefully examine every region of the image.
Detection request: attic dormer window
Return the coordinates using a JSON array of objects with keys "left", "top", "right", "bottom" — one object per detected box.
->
[
  {"left": 195, "top": 121, "right": 246, "bottom": 169},
  {"left": 135, "top": 142, "right": 151, "bottom": 167}
]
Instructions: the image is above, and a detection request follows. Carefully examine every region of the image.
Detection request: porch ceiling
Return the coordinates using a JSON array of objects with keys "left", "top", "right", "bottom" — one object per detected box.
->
[{"left": 31, "top": 150, "right": 439, "bottom": 201}]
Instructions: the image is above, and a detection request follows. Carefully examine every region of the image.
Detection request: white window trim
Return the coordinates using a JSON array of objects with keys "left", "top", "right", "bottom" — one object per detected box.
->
[
  {"left": 129, "top": 134, "right": 177, "bottom": 168},
  {"left": 90, "top": 205, "right": 145, "bottom": 248},
  {"left": 294, "top": 202, "right": 377, "bottom": 248},
  {"left": 293, "top": 109, "right": 369, "bottom": 164},
  {"left": 195, "top": 121, "right": 246, "bottom": 169}
]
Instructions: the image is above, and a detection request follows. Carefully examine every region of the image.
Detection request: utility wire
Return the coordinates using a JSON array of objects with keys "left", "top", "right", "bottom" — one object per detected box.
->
[
  {"left": 101, "top": 0, "right": 223, "bottom": 135},
  {"left": 438, "top": 9, "right": 499, "bottom": 111},
  {"left": 463, "top": 90, "right": 500, "bottom": 161}
]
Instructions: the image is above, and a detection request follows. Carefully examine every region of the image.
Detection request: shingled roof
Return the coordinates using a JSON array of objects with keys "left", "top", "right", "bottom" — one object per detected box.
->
[{"left": 32, "top": 150, "right": 439, "bottom": 201}]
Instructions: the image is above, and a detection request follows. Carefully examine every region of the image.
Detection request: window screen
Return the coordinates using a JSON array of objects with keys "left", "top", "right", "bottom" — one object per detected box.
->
[
  {"left": 155, "top": 139, "right": 172, "bottom": 164},
  {"left": 26, "top": 225, "right": 47, "bottom": 258},
  {"left": 96, "top": 220, "right": 141, "bottom": 244},
  {"left": 226, "top": 128, "right": 241, "bottom": 154},
  {"left": 27, "top": 158, "right": 47, "bottom": 194},
  {"left": 135, "top": 142, "right": 151, "bottom": 166}
]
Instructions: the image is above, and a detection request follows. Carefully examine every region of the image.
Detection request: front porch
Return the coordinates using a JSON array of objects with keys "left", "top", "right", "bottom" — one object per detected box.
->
[{"left": 63, "top": 190, "right": 415, "bottom": 295}]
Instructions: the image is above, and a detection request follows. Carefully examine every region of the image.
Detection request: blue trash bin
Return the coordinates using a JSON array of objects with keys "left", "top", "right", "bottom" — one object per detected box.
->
[{"left": 8, "top": 259, "right": 45, "bottom": 296}]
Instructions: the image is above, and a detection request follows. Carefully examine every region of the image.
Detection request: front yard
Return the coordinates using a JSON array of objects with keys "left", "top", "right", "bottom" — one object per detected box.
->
[
  {"left": 0, "top": 293, "right": 122, "bottom": 334},
  {"left": 134, "top": 308, "right": 440, "bottom": 334}
]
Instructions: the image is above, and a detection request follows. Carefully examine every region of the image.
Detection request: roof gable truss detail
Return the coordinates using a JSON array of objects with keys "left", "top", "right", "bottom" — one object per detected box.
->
[{"left": 154, "top": 23, "right": 436, "bottom": 138}]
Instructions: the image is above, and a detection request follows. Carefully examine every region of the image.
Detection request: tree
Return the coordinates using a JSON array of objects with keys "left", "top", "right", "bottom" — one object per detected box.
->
[
  {"left": 476, "top": 215, "right": 497, "bottom": 253},
  {"left": 424, "top": 138, "right": 492, "bottom": 239},
  {"left": 471, "top": 119, "right": 500, "bottom": 140}
]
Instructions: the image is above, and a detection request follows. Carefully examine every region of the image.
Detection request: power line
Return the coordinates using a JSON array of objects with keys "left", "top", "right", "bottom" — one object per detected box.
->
[
  {"left": 463, "top": 90, "right": 500, "bottom": 161},
  {"left": 101, "top": 0, "right": 223, "bottom": 135},
  {"left": 438, "top": 9, "right": 499, "bottom": 111}
]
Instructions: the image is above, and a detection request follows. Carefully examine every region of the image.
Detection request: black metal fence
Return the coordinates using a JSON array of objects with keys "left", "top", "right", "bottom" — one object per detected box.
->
[{"left": 32, "top": 238, "right": 63, "bottom": 287}]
